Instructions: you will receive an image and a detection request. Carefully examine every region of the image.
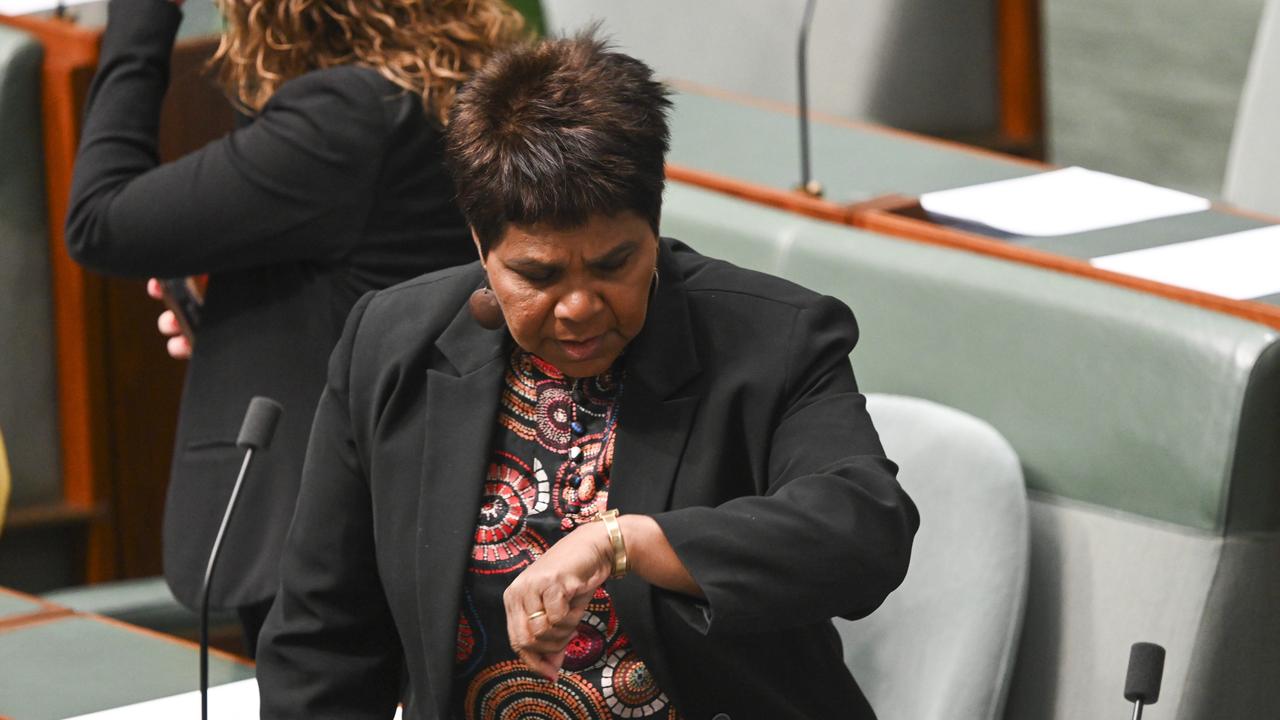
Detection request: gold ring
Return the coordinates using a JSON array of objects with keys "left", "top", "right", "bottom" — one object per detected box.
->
[{"left": 527, "top": 610, "right": 547, "bottom": 622}]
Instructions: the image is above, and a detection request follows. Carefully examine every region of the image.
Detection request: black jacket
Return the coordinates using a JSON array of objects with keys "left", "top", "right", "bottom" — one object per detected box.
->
[
  {"left": 64, "top": 0, "right": 474, "bottom": 609},
  {"left": 256, "top": 239, "right": 919, "bottom": 719}
]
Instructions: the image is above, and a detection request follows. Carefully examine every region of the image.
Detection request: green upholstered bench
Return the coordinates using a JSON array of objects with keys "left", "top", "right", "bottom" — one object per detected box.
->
[{"left": 662, "top": 180, "right": 1280, "bottom": 720}]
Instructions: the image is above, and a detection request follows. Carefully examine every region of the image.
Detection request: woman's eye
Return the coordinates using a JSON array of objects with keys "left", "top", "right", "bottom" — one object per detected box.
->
[
  {"left": 595, "top": 256, "right": 630, "bottom": 274},
  {"left": 518, "top": 268, "right": 557, "bottom": 284}
]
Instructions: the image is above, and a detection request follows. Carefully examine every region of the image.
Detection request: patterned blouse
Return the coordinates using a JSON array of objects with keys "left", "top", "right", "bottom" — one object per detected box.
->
[{"left": 449, "top": 349, "right": 681, "bottom": 720}]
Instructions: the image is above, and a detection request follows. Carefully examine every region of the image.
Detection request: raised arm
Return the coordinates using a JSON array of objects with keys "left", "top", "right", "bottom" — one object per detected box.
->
[{"left": 66, "top": 0, "right": 390, "bottom": 279}]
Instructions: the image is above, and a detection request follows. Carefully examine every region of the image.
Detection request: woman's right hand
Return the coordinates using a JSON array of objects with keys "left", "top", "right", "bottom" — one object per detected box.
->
[{"left": 146, "top": 278, "right": 192, "bottom": 359}]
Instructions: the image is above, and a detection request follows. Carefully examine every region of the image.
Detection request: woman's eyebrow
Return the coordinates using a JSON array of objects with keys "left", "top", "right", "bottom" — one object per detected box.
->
[
  {"left": 504, "top": 256, "right": 561, "bottom": 272},
  {"left": 586, "top": 240, "right": 638, "bottom": 266}
]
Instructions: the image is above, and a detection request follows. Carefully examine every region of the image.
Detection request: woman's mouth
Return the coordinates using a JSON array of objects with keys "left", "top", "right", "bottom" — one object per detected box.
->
[{"left": 558, "top": 334, "right": 604, "bottom": 361}]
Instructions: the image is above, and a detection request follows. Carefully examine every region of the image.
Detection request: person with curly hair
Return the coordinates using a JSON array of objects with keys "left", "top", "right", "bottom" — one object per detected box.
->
[{"left": 65, "top": 0, "right": 523, "bottom": 655}]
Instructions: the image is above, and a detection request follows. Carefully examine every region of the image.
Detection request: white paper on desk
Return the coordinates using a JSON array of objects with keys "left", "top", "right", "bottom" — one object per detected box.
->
[
  {"left": 919, "top": 166, "right": 1211, "bottom": 236},
  {"left": 61, "top": 678, "right": 405, "bottom": 720},
  {"left": 0, "top": 0, "right": 99, "bottom": 15},
  {"left": 1090, "top": 225, "right": 1280, "bottom": 300}
]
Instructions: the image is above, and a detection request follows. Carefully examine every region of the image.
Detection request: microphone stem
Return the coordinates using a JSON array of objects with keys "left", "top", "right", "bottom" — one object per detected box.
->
[
  {"left": 1131, "top": 701, "right": 1143, "bottom": 720},
  {"left": 797, "top": 0, "right": 817, "bottom": 192},
  {"left": 200, "top": 447, "right": 256, "bottom": 720}
]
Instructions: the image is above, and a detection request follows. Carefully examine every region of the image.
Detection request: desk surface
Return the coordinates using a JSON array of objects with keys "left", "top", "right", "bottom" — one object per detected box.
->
[
  {"left": 0, "top": 588, "right": 42, "bottom": 620},
  {"left": 0, "top": 613, "right": 252, "bottom": 719},
  {"left": 0, "top": 586, "right": 66, "bottom": 632},
  {"left": 668, "top": 83, "right": 1040, "bottom": 203},
  {"left": 667, "top": 82, "right": 1280, "bottom": 322}
]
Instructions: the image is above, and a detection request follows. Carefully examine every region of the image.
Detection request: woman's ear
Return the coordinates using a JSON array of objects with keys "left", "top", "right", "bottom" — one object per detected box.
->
[{"left": 471, "top": 229, "right": 485, "bottom": 265}]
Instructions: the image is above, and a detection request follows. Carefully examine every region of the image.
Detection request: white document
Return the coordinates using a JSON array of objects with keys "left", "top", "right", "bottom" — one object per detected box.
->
[
  {"left": 919, "top": 166, "right": 1211, "bottom": 236},
  {"left": 61, "top": 679, "right": 405, "bottom": 720},
  {"left": 1090, "top": 225, "right": 1280, "bottom": 300},
  {"left": 0, "top": 0, "right": 99, "bottom": 14}
]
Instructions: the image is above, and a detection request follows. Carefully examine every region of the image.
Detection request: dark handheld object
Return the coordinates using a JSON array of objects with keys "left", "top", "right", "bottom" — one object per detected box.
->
[
  {"left": 1124, "top": 642, "right": 1166, "bottom": 720},
  {"left": 200, "top": 397, "right": 283, "bottom": 720},
  {"left": 795, "top": 0, "right": 823, "bottom": 197},
  {"left": 159, "top": 277, "right": 204, "bottom": 344}
]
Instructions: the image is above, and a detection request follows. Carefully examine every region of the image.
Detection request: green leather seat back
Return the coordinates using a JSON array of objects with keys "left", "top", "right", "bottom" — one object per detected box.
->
[
  {"left": 0, "top": 25, "right": 60, "bottom": 510},
  {"left": 661, "top": 180, "right": 1280, "bottom": 719},
  {"left": 840, "top": 394, "right": 1028, "bottom": 720}
]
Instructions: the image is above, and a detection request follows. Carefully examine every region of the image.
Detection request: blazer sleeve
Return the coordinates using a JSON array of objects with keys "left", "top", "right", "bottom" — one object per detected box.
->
[
  {"left": 256, "top": 292, "right": 403, "bottom": 719},
  {"left": 650, "top": 295, "right": 920, "bottom": 636},
  {"left": 65, "top": 0, "right": 390, "bottom": 278}
]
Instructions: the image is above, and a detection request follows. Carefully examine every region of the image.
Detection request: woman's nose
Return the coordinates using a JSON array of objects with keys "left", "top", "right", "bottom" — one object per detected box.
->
[{"left": 554, "top": 286, "right": 602, "bottom": 323}]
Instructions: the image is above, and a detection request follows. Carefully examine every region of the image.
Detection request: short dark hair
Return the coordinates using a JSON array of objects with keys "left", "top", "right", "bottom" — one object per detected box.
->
[{"left": 444, "top": 33, "right": 672, "bottom": 253}]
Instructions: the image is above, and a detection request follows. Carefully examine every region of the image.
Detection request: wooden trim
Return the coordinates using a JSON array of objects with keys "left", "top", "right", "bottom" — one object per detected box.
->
[
  {"left": 3, "top": 500, "right": 100, "bottom": 531},
  {"left": 666, "top": 165, "right": 857, "bottom": 225},
  {"left": 996, "top": 0, "right": 1045, "bottom": 156},
  {"left": 0, "top": 607, "right": 74, "bottom": 633},
  {"left": 856, "top": 201, "right": 1280, "bottom": 331},
  {"left": 0, "top": 586, "right": 74, "bottom": 632},
  {"left": 666, "top": 163, "right": 1280, "bottom": 333}
]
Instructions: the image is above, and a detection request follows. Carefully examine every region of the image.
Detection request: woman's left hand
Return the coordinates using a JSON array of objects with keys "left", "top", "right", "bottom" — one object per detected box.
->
[{"left": 503, "top": 521, "right": 614, "bottom": 681}]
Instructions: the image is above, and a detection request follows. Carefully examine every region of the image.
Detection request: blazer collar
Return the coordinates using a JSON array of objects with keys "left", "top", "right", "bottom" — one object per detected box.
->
[
  {"left": 622, "top": 238, "right": 701, "bottom": 399},
  {"left": 606, "top": 239, "right": 703, "bottom": 709},
  {"left": 432, "top": 266, "right": 508, "bottom": 377}
]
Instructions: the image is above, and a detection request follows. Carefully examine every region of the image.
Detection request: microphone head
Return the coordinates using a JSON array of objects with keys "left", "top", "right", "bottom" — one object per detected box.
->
[
  {"left": 1124, "top": 642, "right": 1166, "bottom": 704},
  {"left": 236, "top": 397, "right": 283, "bottom": 451}
]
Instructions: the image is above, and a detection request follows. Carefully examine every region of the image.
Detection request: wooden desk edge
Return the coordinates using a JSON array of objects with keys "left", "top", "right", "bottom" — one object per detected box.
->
[
  {"left": 666, "top": 163, "right": 1280, "bottom": 334},
  {"left": 0, "top": 586, "right": 75, "bottom": 632}
]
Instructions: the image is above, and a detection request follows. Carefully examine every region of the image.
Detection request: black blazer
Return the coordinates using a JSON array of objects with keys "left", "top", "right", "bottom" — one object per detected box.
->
[
  {"left": 256, "top": 240, "right": 919, "bottom": 719},
  {"left": 64, "top": 0, "right": 473, "bottom": 609}
]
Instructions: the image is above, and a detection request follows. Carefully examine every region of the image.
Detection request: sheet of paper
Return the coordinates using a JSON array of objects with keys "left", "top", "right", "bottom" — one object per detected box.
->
[
  {"left": 1090, "top": 224, "right": 1280, "bottom": 300},
  {"left": 919, "top": 166, "right": 1211, "bottom": 237},
  {"left": 0, "top": 0, "right": 98, "bottom": 14},
  {"left": 61, "top": 679, "right": 404, "bottom": 720}
]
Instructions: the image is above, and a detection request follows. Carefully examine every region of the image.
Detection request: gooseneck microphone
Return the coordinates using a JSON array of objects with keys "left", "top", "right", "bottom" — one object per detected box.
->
[
  {"left": 795, "top": 0, "right": 823, "bottom": 198},
  {"left": 200, "top": 397, "right": 283, "bottom": 720},
  {"left": 1124, "top": 642, "right": 1166, "bottom": 720}
]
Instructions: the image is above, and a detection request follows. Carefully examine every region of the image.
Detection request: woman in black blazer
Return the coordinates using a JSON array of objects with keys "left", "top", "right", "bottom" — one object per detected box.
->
[
  {"left": 257, "top": 36, "right": 919, "bottom": 719},
  {"left": 64, "top": 0, "right": 522, "bottom": 652}
]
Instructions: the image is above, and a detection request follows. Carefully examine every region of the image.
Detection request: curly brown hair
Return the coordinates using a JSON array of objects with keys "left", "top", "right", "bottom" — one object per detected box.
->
[{"left": 211, "top": 0, "right": 525, "bottom": 125}]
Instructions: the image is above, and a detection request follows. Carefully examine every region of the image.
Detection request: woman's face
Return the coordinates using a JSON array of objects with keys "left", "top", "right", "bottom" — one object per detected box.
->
[{"left": 480, "top": 212, "right": 659, "bottom": 378}]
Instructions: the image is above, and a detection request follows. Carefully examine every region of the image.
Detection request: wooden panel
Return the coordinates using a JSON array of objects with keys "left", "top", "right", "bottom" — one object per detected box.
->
[{"left": 997, "top": 0, "right": 1045, "bottom": 157}]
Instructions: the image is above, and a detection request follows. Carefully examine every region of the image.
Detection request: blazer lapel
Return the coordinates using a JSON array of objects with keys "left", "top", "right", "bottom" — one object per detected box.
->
[
  {"left": 415, "top": 296, "right": 507, "bottom": 717},
  {"left": 607, "top": 240, "right": 703, "bottom": 706}
]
